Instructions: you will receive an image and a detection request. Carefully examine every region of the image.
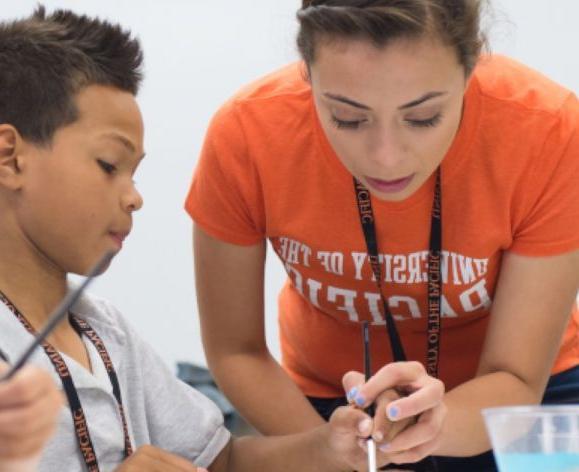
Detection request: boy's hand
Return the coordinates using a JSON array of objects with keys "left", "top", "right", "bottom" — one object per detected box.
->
[
  {"left": 326, "top": 405, "right": 392, "bottom": 471},
  {"left": 343, "top": 361, "right": 446, "bottom": 465},
  {"left": 0, "top": 363, "right": 63, "bottom": 470},
  {"left": 114, "top": 445, "right": 207, "bottom": 472}
]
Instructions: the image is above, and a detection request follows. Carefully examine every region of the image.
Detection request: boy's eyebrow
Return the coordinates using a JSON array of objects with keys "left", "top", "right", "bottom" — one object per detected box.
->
[
  {"left": 101, "top": 131, "right": 145, "bottom": 158},
  {"left": 323, "top": 91, "right": 448, "bottom": 111}
]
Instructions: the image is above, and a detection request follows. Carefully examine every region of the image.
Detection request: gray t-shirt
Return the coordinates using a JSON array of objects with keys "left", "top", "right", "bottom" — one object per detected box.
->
[{"left": 0, "top": 289, "right": 230, "bottom": 471}]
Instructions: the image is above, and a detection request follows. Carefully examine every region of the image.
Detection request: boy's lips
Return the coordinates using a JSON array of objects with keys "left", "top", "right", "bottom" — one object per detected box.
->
[
  {"left": 364, "top": 174, "right": 415, "bottom": 194},
  {"left": 109, "top": 231, "right": 129, "bottom": 247}
]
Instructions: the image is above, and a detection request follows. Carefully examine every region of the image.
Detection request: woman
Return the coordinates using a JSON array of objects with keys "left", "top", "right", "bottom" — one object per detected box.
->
[{"left": 187, "top": 1, "right": 579, "bottom": 470}]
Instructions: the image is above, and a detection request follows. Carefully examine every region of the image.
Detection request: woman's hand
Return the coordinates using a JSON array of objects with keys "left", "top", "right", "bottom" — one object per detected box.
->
[
  {"left": 343, "top": 361, "right": 446, "bottom": 465},
  {"left": 114, "top": 445, "right": 207, "bottom": 472},
  {"left": 0, "top": 363, "right": 63, "bottom": 472}
]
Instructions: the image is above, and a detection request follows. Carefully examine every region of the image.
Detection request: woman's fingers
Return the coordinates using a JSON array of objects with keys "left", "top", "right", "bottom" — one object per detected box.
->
[
  {"left": 380, "top": 402, "right": 446, "bottom": 457},
  {"left": 342, "top": 370, "right": 365, "bottom": 405},
  {"left": 385, "top": 376, "right": 445, "bottom": 422},
  {"left": 351, "top": 362, "right": 445, "bottom": 418}
]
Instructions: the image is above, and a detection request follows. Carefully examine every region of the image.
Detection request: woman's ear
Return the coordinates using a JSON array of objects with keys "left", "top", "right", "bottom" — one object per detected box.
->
[{"left": 0, "top": 124, "right": 25, "bottom": 190}]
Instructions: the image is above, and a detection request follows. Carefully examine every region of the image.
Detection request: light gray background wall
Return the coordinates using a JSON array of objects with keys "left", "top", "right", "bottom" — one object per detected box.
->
[{"left": 3, "top": 1, "right": 578, "bottom": 372}]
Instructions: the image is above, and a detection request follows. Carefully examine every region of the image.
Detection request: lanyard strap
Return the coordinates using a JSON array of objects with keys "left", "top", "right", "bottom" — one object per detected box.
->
[
  {"left": 70, "top": 315, "right": 134, "bottom": 458},
  {"left": 0, "top": 291, "right": 133, "bottom": 471},
  {"left": 353, "top": 168, "right": 442, "bottom": 378}
]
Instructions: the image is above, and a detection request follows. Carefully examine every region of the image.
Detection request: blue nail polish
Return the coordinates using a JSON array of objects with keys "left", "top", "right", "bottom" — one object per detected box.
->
[
  {"left": 355, "top": 394, "right": 366, "bottom": 407},
  {"left": 347, "top": 387, "right": 358, "bottom": 402},
  {"left": 379, "top": 443, "right": 390, "bottom": 452},
  {"left": 389, "top": 406, "right": 399, "bottom": 419}
]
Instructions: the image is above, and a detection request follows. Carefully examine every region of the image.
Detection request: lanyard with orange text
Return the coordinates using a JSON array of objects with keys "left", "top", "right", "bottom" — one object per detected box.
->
[
  {"left": 0, "top": 291, "right": 133, "bottom": 472},
  {"left": 353, "top": 168, "right": 442, "bottom": 378}
]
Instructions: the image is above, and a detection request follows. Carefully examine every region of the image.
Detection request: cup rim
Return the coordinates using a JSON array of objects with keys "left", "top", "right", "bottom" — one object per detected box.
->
[{"left": 483, "top": 405, "right": 579, "bottom": 417}]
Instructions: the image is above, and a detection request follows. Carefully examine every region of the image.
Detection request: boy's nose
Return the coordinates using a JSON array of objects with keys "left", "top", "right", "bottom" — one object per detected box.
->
[{"left": 122, "top": 184, "right": 143, "bottom": 212}]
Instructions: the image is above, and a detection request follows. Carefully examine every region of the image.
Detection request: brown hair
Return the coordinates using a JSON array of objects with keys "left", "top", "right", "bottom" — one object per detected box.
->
[
  {"left": 0, "top": 5, "right": 143, "bottom": 145},
  {"left": 297, "top": 0, "right": 486, "bottom": 75}
]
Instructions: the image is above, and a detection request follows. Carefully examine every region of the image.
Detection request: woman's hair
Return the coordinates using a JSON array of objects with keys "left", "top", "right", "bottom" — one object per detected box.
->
[
  {"left": 297, "top": 0, "right": 486, "bottom": 75},
  {"left": 0, "top": 6, "right": 143, "bottom": 145}
]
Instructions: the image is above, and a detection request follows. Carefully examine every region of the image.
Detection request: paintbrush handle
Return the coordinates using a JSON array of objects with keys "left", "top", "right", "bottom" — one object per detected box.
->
[{"left": 0, "top": 251, "right": 115, "bottom": 382}]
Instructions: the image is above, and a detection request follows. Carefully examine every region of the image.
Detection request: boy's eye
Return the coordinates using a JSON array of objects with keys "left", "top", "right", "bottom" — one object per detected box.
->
[
  {"left": 97, "top": 159, "right": 117, "bottom": 175},
  {"left": 406, "top": 114, "right": 443, "bottom": 128},
  {"left": 331, "top": 116, "right": 367, "bottom": 130}
]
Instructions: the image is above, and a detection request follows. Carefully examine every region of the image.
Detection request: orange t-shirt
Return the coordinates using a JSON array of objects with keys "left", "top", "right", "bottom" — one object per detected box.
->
[{"left": 186, "top": 55, "right": 579, "bottom": 397}]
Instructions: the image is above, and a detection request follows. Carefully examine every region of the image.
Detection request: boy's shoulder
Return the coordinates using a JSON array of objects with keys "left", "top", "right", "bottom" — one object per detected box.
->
[{"left": 70, "top": 287, "right": 130, "bottom": 347}]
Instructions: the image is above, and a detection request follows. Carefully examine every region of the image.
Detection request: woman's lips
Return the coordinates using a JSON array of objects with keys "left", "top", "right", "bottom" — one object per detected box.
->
[{"left": 364, "top": 174, "right": 415, "bottom": 194}]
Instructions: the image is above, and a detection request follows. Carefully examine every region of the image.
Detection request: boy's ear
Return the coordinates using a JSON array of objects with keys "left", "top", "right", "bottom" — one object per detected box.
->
[{"left": 0, "top": 124, "right": 25, "bottom": 190}]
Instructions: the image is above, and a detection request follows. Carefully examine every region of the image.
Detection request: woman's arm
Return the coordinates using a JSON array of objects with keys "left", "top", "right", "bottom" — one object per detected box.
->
[
  {"left": 349, "top": 250, "right": 579, "bottom": 462},
  {"left": 193, "top": 224, "right": 325, "bottom": 435},
  {"left": 437, "top": 250, "right": 579, "bottom": 456}
]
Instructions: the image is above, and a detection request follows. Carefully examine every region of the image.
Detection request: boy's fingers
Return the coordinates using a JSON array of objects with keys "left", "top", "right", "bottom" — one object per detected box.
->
[
  {"left": 133, "top": 445, "right": 199, "bottom": 471},
  {"left": 0, "top": 366, "right": 57, "bottom": 408},
  {"left": 330, "top": 405, "right": 373, "bottom": 438}
]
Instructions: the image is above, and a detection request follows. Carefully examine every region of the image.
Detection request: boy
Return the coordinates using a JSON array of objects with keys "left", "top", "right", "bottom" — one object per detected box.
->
[{"left": 0, "top": 7, "right": 379, "bottom": 472}]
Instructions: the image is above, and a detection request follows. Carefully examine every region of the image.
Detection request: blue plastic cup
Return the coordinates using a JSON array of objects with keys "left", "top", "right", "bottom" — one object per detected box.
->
[{"left": 483, "top": 405, "right": 579, "bottom": 472}]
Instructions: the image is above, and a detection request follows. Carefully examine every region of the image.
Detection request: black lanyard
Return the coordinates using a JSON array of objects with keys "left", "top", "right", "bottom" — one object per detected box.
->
[
  {"left": 0, "top": 291, "right": 133, "bottom": 471},
  {"left": 354, "top": 168, "right": 442, "bottom": 378}
]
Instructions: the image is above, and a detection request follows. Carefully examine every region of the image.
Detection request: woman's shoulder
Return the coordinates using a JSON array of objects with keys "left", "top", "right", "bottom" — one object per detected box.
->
[
  {"left": 230, "top": 62, "right": 311, "bottom": 103},
  {"left": 473, "top": 54, "right": 576, "bottom": 116}
]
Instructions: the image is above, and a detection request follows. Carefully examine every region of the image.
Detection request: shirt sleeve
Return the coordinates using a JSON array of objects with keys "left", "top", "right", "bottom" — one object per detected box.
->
[
  {"left": 129, "top": 329, "right": 231, "bottom": 468},
  {"left": 510, "top": 93, "right": 579, "bottom": 256},
  {"left": 185, "top": 99, "right": 266, "bottom": 246}
]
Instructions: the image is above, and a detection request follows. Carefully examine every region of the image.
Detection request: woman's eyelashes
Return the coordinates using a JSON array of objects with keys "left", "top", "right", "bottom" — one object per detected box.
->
[
  {"left": 406, "top": 113, "right": 443, "bottom": 128},
  {"left": 331, "top": 116, "right": 367, "bottom": 129},
  {"left": 96, "top": 158, "right": 117, "bottom": 175},
  {"left": 330, "top": 113, "right": 443, "bottom": 130}
]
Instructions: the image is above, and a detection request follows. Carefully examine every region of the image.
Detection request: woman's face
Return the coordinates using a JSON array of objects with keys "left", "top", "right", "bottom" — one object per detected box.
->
[{"left": 309, "top": 35, "right": 468, "bottom": 201}]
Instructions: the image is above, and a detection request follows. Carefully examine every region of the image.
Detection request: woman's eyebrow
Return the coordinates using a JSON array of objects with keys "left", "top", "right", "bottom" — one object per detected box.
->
[{"left": 323, "top": 90, "right": 448, "bottom": 111}]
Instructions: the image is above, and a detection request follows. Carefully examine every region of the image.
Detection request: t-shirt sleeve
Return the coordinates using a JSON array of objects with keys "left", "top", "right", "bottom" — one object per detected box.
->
[
  {"left": 185, "top": 100, "right": 266, "bottom": 246},
  {"left": 510, "top": 93, "right": 579, "bottom": 256},
  {"left": 129, "top": 331, "right": 231, "bottom": 468}
]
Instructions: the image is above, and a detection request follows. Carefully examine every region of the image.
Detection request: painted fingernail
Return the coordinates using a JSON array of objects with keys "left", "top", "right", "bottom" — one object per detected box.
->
[
  {"left": 347, "top": 387, "right": 358, "bottom": 402},
  {"left": 379, "top": 442, "right": 391, "bottom": 452},
  {"left": 354, "top": 394, "right": 366, "bottom": 407},
  {"left": 358, "top": 418, "right": 372, "bottom": 435},
  {"left": 388, "top": 406, "right": 399, "bottom": 420},
  {"left": 373, "top": 431, "right": 384, "bottom": 442}
]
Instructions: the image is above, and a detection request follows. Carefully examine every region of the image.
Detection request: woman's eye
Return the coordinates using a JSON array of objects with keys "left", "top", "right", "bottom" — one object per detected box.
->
[
  {"left": 331, "top": 116, "right": 367, "bottom": 130},
  {"left": 97, "top": 159, "right": 117, "bottom": 175},
  {"left": 406, "top": 114, "right": 443, "bottom": 128}
]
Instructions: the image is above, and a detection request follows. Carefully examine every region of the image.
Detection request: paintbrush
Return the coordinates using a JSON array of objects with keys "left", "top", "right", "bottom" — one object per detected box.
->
[
  {"left": 362, "top": 321, "right": 377, "bottom": 472},
  {"left": 0, "top": 250, "right": 116, "bottom": 382}
]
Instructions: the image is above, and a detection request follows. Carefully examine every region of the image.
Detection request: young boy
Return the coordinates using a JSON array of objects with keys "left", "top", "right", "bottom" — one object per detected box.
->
[{"left": 0, "top": 7, "right": 382, "bottom": 472}]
